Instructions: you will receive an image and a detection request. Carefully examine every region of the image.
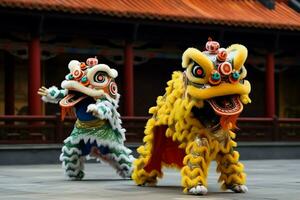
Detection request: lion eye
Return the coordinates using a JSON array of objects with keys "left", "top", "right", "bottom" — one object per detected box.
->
[
  {"left": 192, "top": 65, "right": 205, "bottom": 78},
  {"left": 94, "top": 72, "right": 107, "bottom": 83}
]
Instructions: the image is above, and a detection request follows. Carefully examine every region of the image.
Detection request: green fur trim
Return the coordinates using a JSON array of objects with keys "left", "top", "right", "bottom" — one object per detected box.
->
[{"left": 68, "top": 123, "right": 123, "bottom": 144}]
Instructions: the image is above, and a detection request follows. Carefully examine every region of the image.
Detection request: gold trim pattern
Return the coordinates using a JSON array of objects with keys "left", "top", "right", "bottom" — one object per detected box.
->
[{"left": 75, "top": 119, "right": 107, "bottom": 129}]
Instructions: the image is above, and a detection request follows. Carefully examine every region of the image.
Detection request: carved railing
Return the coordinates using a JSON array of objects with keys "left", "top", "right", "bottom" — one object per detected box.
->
[{"left": 0, "top": 115, "right": 300, "bottom": 144}]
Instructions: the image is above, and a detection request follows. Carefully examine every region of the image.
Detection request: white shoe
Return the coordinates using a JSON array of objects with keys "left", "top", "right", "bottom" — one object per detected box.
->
[
  {"left": 188, "top": 185, "right": 208, "bottom": 195},
  {"left": 230, "top": 185, "right": 248, "bottom": 193}
]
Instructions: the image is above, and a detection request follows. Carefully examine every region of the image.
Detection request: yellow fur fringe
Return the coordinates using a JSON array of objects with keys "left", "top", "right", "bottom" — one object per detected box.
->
[{"left": 132, "top": 71, "right": 246, "bottom": 192}]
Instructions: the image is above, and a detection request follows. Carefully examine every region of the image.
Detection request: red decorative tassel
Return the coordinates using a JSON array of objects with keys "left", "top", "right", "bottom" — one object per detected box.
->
[
  {"left": 60, "top": 107, "right": 75, "bottom": 121},
  {"left": 220, "top": 114, "right": 239, "bottom": 130}
]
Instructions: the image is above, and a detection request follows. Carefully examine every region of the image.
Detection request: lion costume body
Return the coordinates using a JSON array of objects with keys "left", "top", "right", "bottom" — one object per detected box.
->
[
  {"left": 132, "top": 39, "right": 251, "bottom": 195},
  {"left": 39, "top": 57, "right": 134, "bottom": 180}
]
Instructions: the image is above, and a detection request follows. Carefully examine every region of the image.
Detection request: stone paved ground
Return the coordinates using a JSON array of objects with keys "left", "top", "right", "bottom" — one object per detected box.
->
[{"left": 0, "top": 160, "right": 299, "bottom": 200}]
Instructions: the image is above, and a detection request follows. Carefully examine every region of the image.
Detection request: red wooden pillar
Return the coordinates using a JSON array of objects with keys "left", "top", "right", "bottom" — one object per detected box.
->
[
  {"left": 4, "top": 52, "right": 15, "bottom": 115},
  {"left": 123, "top": 41, "right": 134, "bottom": 116},
  {"left": 265, "top": 52, "right": 275, "bottom": 117},
  {"left": 28, "top": 37, "right": 42, "bottom": 115}
]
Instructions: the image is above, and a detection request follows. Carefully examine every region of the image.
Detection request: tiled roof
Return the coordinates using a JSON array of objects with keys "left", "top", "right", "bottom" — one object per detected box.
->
[{"left": 0, "top": 0, "right": 300, "bottom": 30}]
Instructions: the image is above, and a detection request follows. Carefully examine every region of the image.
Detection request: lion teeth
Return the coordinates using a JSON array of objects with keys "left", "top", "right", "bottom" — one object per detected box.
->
[{"left": 200, "top": 84, "right": 211, "bottom": 89}]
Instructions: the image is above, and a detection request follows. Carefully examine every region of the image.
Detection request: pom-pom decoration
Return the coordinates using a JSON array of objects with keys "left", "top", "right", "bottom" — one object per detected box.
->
[
  {"left": 206, "top": 38, "right": 220, "bottom": 53},
  {"left": 229, "top": 70, "right": 240, "bottom": 83},
  {"left": 217, "top": 48, "right": 227, "bottom": 62},
  {"left": 80, "top": 62, "right": 88, "bottom": 70},
  {"left": 86, "top": 57, "right": 98, "bottom": 67},
  {"left": 209, "top": 70, "right": 221, "bottom": 85},
  {"left": 72, "top": 69, "right": 84, "bottom": 80},
  {"left": 218, "top": 62, "right": 232, "bottom": 76},
  {"left": 66, "top": 73, "right": 74, "bottom": 80},
  {"left": 80, "top": 76, "right": 90, "bottom": 86}
]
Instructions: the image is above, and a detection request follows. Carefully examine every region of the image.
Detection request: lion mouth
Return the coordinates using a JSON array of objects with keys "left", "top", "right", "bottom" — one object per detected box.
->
[
  {"left": 192, "top": 102, "right": 220, "bottom": 130},
  {"left": 208, "top": 95, "right": 243, "bottom": 116},
  {"left": 59, "top": 91, "right": 87, "bottom": 107},
  {"left": 193, "top": 95, "right": 243, "bottom": 130}
]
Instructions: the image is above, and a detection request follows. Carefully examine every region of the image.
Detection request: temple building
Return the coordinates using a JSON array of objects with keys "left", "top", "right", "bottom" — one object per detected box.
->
[{"left": 0, "top": 0, "right": 300, "bottom": 143}]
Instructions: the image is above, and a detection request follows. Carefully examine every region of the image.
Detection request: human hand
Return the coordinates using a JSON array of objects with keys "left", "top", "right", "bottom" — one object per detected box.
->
[{"left": 37, "top": 86, "right": 48, "bottom": 96}]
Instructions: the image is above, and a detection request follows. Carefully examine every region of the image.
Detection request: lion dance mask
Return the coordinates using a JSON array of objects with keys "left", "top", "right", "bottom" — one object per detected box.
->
[
  {"left": 132, "top": 39, "right": 251, "bottom": 195},
  {"left": 38, "top": 57, "right": 134, "bottom": 180}
]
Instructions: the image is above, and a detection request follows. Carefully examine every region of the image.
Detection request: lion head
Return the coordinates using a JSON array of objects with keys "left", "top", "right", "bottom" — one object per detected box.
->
[
  {"left": 59, "top": 58, "right": 119, "bottom": 108},
  {"left": 181, "top": 39, "right": 251, "bottom": 131}
]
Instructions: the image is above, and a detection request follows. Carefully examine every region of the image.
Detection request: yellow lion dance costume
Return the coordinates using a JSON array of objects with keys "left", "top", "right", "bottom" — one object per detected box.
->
[{"left": 132, "top": 39, "right": 251, "bottom": 195}]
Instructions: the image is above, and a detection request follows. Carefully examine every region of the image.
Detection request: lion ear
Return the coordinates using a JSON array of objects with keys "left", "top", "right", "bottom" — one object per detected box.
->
[{"left": 226, "top": 44, "right": 248, "bottom": 71}]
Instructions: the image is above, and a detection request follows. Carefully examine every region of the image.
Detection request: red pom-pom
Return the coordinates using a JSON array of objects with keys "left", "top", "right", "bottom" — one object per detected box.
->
[
  {"left": 86, "top": 57, "right": 98, "bottom": 66},
  {"left": 218, "top": 62, "right": 232, "bottom": 75}
]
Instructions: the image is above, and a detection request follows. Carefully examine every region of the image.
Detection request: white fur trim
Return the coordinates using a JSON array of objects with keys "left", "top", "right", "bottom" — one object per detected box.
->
[
  {"left": 101, "top": 153, "right": 133, "bottom": 178},
  {"left": 86, "top": 99, "right": 125, "bottom": 141},
  {"left": 61, "top": 138, "right": 134, "bottom": 179},
  {"left": 61, "top": 146, "right": 82, "bottom": 155},
  {"left": 104, "top": 152, "right": 135, "bottom": 163},
  {"left": 62, "top": 158, "right": 80, "bottom": 169},
  {"left": 65, "top": 169, "right": 81, "bottom": 176},
  {"left": 63, "top": 135, "right": 132, "bottom": 154},
  {"left": 61, "top": 155, "right": 85, "bottom": 179},
  {"left": 60, "top": 154, "right": 79, "bottom": 162}
]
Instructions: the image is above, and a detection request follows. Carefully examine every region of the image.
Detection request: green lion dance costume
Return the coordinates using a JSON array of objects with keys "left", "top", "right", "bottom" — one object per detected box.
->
[
  {"left": 132, "top": 39, "right": 251, "bottom": 195},
  {"left": 38, "top": 57, "right": 134, "bottom": 180}
]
